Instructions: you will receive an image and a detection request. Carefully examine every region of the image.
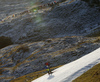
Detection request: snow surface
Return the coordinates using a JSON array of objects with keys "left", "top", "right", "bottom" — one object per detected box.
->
[{"left": 32, "top": 47, "right": 100, "bottom": 82}]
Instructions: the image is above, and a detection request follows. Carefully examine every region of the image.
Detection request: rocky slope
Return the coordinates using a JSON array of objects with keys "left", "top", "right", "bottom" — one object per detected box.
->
[
  {"left": 0, "top": 0, "right": 100, "bottom": 43},
  {"left": 0, "top": 0, "right": 100, "bottom": 82},
  {"left": 0, "top": 36, "right": 100, "bottom": 82}
]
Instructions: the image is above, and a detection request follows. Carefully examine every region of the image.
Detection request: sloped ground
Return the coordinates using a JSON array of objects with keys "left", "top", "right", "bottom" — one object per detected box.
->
[
  {"left": 30, "top": 47, "right": 100, "bottom": 82},
  {"left": 10, "top": 65, "right": 62, "bottom": 82},
  {"left": 73, "top": 63, "right": 100, "bottom": 82},
  {"left": 0, "top": 0, "right": 100, "bottom": 43},
  {"left": 0, "top": 0, "right": 100, "bottom": 82},
  {"left": 0, "top": 36, "right": 100, "bottom": 82}
]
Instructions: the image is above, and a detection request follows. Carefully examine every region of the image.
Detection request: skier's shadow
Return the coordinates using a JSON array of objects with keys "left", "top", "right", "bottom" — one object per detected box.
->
[{"left": 47, "top": 75, "right": 55, "bottom": 80}]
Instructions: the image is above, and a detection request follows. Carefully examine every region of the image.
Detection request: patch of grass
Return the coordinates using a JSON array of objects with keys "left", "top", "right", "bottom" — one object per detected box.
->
[
  {"left": 0, "top": 76, "right": 14, "bottom": 81},
  {"left": 10, "top": 65, "right": 62, "bottom": 82},
  {"left": 73, "top": 63, "right": 100, "bottom": 82},
  {"left": 0, "top": 36, "right": 13, "bottom": 49}
]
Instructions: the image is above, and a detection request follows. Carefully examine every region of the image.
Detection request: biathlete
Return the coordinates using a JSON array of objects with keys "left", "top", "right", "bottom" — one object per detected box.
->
[{"left": 45, "top": 62, "right": 53, "bottom": 75}]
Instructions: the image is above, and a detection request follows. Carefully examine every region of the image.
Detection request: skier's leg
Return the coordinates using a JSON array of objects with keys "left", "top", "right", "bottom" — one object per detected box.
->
[{"left": 47, "top": 69, "right": 50, "bottom": 75}]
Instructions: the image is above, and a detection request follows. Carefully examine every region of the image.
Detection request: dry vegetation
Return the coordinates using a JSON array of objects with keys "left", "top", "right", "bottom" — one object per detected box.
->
[
  {"left": 10, "top": 65, "right": 62, "bottom": 82},
  {"left": 11, "top": 36, "right": 100, "bottom": 82},
  {"left": 73, "top": 63, "right": 100, "bottom": 82},
  {"left": 16, "top": 45, "right": 29, "bottom": 53},
  {"left": 0, "top": 36, "right": 100, "bottom": 82}
]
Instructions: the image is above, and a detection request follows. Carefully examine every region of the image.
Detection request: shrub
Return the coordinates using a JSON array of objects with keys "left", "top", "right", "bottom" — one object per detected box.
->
[
  {"left": 0, "top": 36, "right": 13, "bottom": 49},
  {"left": 17, "top": 45, "right": 29, "bottom": 52}
]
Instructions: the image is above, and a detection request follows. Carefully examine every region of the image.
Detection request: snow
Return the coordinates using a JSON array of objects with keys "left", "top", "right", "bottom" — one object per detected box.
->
[{"left": 32, "top": 47, "right": 100, "bottom": 82}]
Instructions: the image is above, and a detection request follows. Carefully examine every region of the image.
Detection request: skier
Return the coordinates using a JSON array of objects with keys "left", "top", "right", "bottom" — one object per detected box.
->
[{"left": 45, "top": 62, "right": 52, "bottom": 75}]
